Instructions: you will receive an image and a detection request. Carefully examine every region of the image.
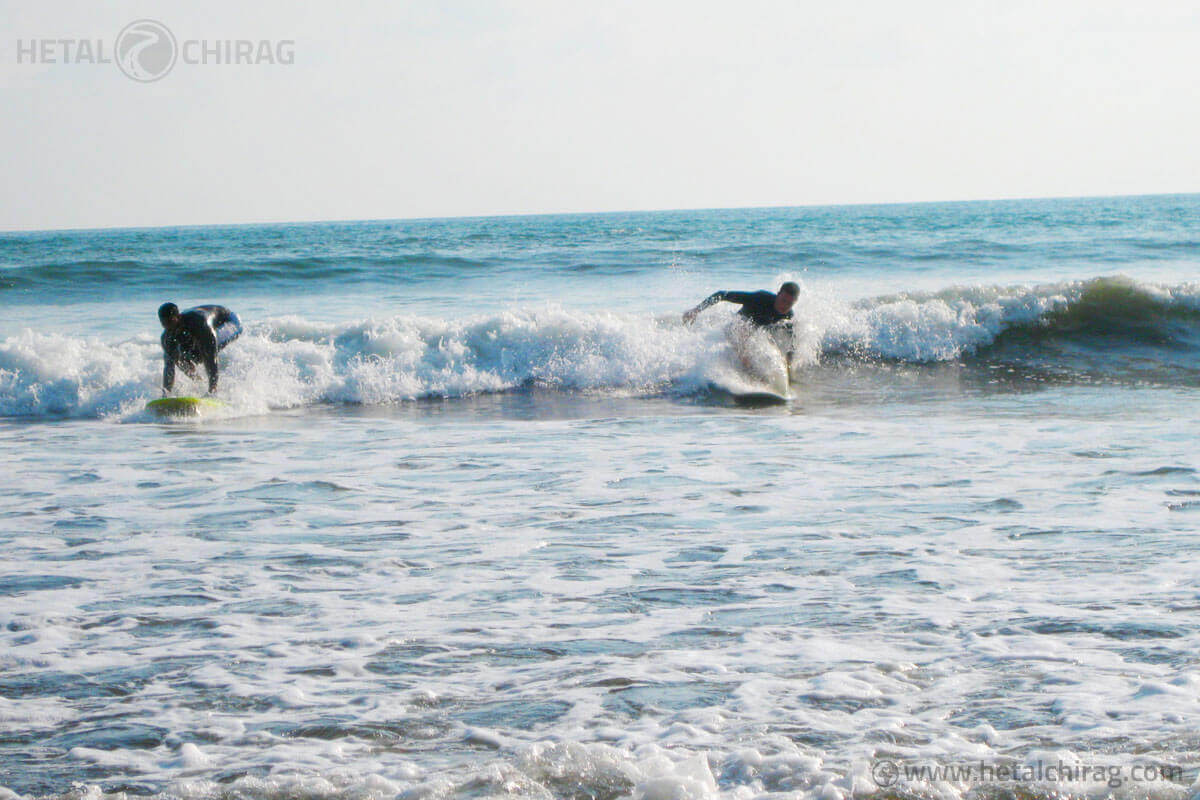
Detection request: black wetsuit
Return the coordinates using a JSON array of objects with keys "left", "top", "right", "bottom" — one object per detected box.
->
[
  {"left": 697, "top": 290, "right": 794, "bottom": 332},
  {"left": 162, "top": 305, "right": 242, "bottom": 394}
]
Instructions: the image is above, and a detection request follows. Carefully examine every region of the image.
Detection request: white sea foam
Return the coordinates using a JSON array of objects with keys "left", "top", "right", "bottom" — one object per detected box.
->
[{"left": 4, "top": 392, "right": 1200, "bottom": 800}]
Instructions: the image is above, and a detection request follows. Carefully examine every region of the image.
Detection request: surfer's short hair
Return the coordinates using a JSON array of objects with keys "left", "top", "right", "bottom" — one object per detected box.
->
[
  {"left": 158, "top": 302, "right": 179, "bottom": 324},
  {"left": 779, "top": 282, "right": 800, "bottom": 297}
]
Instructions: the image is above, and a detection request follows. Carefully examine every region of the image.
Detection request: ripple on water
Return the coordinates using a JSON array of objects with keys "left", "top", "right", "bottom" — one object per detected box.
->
[
  {"left": 460, "top": 699, "right": 573, "bottom": 731},
  {"left": 0, "top": 574, "right": 86, "bottom": 595},
  {"left": 602, "top": 681, "right": 734, "bottom": 716},
  {"left": 232, "top": 479, "right": 355, "bottom": 504}
]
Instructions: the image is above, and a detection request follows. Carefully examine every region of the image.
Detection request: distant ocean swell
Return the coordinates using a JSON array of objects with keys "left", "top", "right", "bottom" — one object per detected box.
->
[
  {"left": 2, "top": 276, "right": 1199, "bottom": 418},
  {"left": 0, "top": 255, "right": 496, "bottom": 294},
  {"left": 3, "top": 231, "right": 1198, "bottom": 295}
]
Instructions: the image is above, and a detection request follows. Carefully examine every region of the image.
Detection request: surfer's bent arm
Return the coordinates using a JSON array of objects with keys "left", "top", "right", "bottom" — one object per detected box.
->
[{"left": 684, "top": 291, "right": 750, "bottom": 324}]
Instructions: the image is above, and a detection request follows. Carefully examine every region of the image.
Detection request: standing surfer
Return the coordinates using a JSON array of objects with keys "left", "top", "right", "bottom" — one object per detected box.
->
[{"left": 158, "top": 303, "right": 243, "bottom": 395}]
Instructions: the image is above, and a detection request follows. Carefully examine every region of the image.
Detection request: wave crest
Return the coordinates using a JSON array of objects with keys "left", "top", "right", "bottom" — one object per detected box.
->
[{"left": 820, "top": 276, "right": 1200, "bottom": 362}]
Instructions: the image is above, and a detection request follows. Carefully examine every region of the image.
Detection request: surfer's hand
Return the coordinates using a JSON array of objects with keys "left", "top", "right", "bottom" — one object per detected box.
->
[{"left": 682, "top": 309, "right": 698, "bottom": 326}]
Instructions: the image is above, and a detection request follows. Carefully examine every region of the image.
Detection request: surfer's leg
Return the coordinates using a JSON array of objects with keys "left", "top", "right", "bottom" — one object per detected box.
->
[{"left": 724, "top": 320, "right": 756, "bottom": 372}]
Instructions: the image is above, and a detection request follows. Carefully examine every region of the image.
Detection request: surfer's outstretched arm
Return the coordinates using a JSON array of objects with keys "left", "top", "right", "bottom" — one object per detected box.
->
[
  {"left": 683, "top": 291, "right": 724, "bottom": 324},
  {"left": 683, "top": 291, "right": 745, "bottom": 324}
]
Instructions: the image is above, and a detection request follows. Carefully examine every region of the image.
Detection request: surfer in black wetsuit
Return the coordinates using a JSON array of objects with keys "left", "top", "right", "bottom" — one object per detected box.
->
[
  {"left": 158, "top": 303, "right": 242, "bottom": 395},
  {"left": 683, "top": 281, "right": 800, "bottom": 367}
]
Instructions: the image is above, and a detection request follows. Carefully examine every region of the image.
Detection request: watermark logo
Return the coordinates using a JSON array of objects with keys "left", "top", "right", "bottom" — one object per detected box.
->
[
  {"left": 14, "top": 20, "right": 294, "bottom": 82},
  {"left": 114, "top": 19, "right": 176, "bottom": 82},
  {"left": 871, "top": 760, "right": 899, "bottom": 788},
  {"left": 871, "top": 759, "right": 1185, "bottom": 790}
]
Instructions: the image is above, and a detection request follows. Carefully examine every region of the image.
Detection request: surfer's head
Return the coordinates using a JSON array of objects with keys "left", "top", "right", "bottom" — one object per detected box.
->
[
  {"left": 158, "top": 302, "right": 180, "bottom": 328},
  {"left": 775, "top": 282, "right": 800, "bottom": 313}
]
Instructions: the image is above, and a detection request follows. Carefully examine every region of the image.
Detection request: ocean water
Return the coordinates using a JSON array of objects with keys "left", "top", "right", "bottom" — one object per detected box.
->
[{"left": 2, "top": 195, "right": 1200, "bottom": 800}]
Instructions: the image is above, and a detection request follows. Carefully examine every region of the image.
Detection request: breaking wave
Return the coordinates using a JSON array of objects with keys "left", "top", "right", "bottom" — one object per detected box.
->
[{"left": 3, "top": 277, "right": 1199, "bottom": 419}]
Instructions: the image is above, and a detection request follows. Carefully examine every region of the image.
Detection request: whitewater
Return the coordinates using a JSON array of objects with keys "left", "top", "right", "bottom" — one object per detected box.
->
[{"left": 2, "top": 195, "right": 1200, "bottom": 800}]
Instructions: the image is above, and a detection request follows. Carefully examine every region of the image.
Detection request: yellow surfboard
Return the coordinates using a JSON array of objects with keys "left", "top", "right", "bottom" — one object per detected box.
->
[{"left": 145, "top": 396, "right": 225, "bottom": 416}]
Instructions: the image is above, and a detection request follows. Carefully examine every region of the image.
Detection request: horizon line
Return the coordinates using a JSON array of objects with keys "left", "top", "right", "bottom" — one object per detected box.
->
[{"left": 3, "top": 189, "right": 1197, "bottom": 237}]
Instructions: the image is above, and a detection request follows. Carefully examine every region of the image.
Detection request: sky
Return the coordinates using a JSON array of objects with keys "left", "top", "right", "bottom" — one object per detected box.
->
[{"left": 2, "top": 0, "right": 1198, "bottom": 232}]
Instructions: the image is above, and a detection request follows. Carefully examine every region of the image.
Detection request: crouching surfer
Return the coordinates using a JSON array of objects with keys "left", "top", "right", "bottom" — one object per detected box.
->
[
  {"left": 683, "top": 281, "right": 799, "bottom": 375},
  {"left": 158, "top": 303, "right": 242, "bottom": 395}
]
